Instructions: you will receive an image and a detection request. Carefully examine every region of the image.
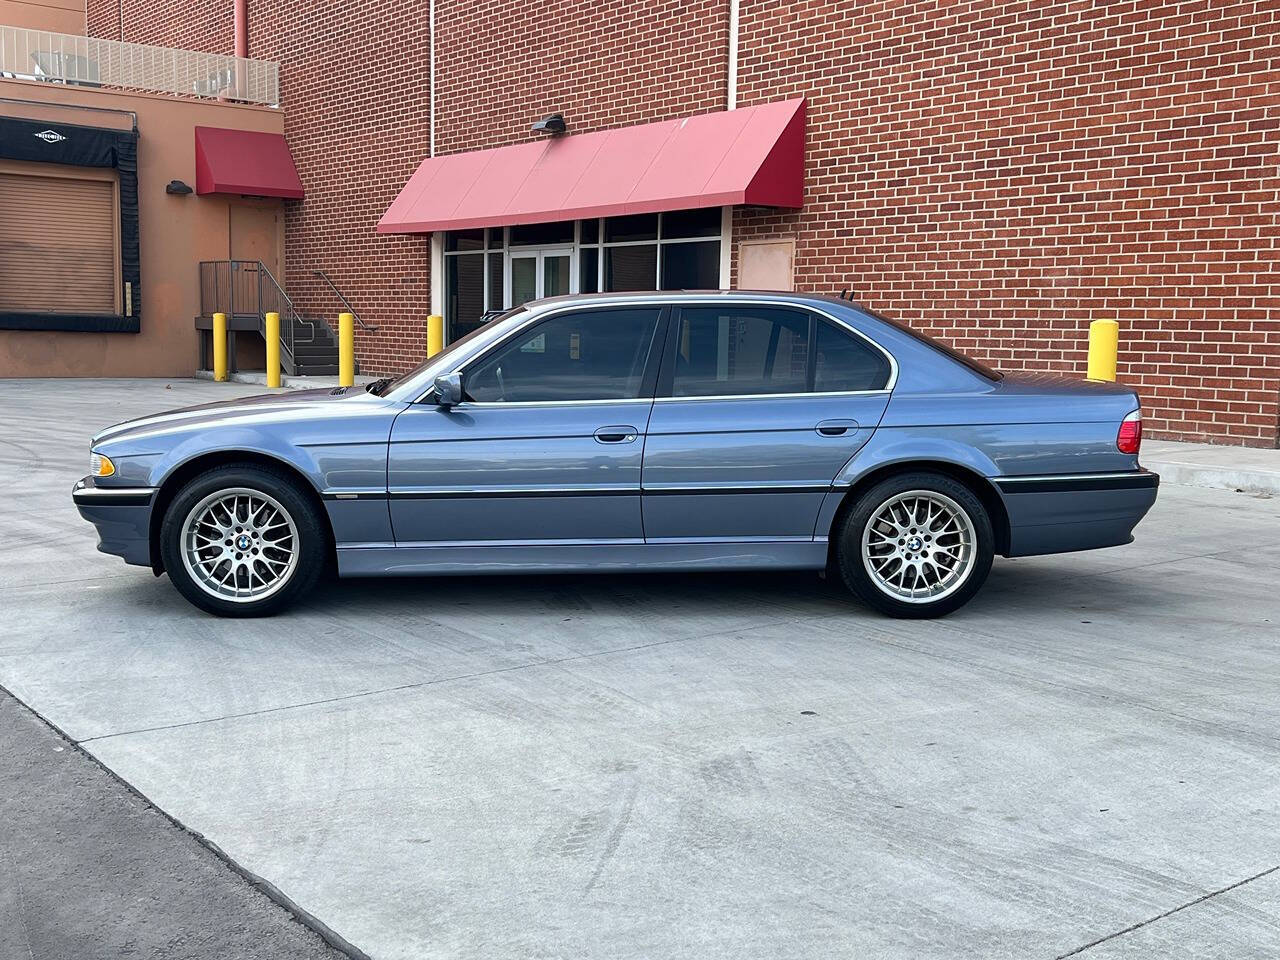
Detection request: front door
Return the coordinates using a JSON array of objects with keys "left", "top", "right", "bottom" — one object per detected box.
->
[
  {"left": 509, "top": 247, "right": 572, "bottom": 307},
  {"left": 229, "top": 202, "right": 283, "bottom": 316},
  {"left": 388, "top": 305, "right": 667, "bottom": 546},
  {"left": 641, "top": 303, "right": 894, "bottom": 542},
  {"left": 229, "top": 202, "right": 282, "bottom": 277}
]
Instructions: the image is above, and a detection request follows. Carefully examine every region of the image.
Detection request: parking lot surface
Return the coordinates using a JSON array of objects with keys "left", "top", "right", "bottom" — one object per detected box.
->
[{"left": 3, "top": 378, "right": 1279, "bottom": 959}]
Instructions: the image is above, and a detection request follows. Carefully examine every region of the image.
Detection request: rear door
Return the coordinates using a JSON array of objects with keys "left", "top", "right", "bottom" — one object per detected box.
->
[
  {"left": 388, "top": 305, "right": 667, "bottom": 545},
  {"left": 641, "top": 303, "right": 893, "bottom": 542}
]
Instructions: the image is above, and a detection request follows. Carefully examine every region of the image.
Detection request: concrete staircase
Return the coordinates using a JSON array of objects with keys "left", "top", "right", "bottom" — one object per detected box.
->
[{"left": 291, "top": 317, "right": 346, "bottom": 377}]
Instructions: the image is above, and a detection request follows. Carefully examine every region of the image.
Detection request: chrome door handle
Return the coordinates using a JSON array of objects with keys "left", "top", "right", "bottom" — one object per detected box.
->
[
  {"left": 594, "top": 425, "right": 639, "bottom": 443},
  {"left": 816, "top": 419, "right": 859, "bottom": 437}
]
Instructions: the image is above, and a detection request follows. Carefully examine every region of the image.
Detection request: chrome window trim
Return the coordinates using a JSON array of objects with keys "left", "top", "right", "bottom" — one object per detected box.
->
[
  {"left": 407, "top": 295, "right": 900, "bottom": 405},
  {"left": 456, "top": 397, "right": 655, "bottom": 409},
  {"left": 654, "top": 389, "right": 890, "bottom": 403}
]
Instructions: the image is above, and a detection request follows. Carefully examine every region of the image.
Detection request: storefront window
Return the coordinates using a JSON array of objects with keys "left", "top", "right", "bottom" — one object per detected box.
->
[
  {"left": 605, "top": 246, "right": 658, "bottom": 291},
  {"left": 443, "top": 208, "right": 724, "bottom": 338},
  {"left": 444, "top": 230, "right": 504, "bottom": 340}
]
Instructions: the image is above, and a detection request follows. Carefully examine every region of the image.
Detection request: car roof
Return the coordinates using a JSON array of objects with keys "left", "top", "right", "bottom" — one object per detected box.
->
[{"left": 530, "top": 289, "right": 845, "bottom": 308}]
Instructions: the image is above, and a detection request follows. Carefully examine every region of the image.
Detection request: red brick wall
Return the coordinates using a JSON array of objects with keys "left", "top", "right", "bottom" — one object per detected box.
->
[
  {"left": 434, "top": 0, "right": 728, "bottom": 156},
  {"left": 87, "top": 0, "right": 1279, "bottom": 444},
  {"left": 735, "top": 0, "right": 1280, "bottom": 446},
  {"left": 89, "top": 0, "right": 435, "bottom": 374}
]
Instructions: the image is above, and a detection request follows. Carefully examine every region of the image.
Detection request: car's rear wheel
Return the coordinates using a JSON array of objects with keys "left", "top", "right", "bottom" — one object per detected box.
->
[
  {"left": 159, "top": 465, "right": 326, "bottom": 617},
  {"left": 836, "top": 472, "right": 993, "bottom": 618}
]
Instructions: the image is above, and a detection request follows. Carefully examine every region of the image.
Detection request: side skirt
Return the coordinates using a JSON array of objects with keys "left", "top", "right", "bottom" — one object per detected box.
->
[{"left": 336, "top": 540, "right": 829, "bottom": 577}]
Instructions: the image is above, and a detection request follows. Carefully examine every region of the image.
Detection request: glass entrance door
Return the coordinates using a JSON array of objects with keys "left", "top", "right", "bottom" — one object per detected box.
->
[{"left": 508, "top": 248, "right": 573, "bottom": 307}]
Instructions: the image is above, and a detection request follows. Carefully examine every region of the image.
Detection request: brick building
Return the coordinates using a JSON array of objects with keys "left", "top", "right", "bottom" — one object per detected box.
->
[{"left": 78, "top": 0, "right": 1280, "bottom": 445}]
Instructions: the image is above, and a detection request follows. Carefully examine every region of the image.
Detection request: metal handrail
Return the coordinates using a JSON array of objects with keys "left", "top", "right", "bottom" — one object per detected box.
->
[
  {"left": 198, "top": 260, "right": 318, "bottom": 376},
  {"left": 313, "top": 269, "right": 378, "bottom": 331}
]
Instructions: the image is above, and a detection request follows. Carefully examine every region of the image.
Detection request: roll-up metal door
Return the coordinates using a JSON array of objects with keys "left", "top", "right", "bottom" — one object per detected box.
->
[{"left": 0, "top": 169, "right": 119, "bottom": 314}]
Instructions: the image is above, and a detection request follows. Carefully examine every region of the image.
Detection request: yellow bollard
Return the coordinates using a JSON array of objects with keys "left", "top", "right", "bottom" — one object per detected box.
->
[
  {"left": 426, "top": 314, "right": 444, "bottom": 358},
  {"left": 338, "top": 312, "right": 355, "bottom": 387},
  {"left": 1087, "top": 319, "right": 1119, "bottom": 382},
  {"left": 212, "top": 312, "right": 228, "bottom": 382},
  {"left": 264, "top": 311, "right": 281, "bottom": 388}
]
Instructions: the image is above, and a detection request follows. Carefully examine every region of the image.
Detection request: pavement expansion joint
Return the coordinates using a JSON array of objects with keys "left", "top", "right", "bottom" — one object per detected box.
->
[{"left": 1053, "top": 864, "right": 1280, "bottom": 958}]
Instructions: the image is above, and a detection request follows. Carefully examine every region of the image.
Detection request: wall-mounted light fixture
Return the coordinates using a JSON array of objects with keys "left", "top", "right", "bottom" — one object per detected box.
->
[
  {"left": 531, "top": 114, "right": 566, "bottom": 135},
  {"left": 166, "top": 179, "right": 193, "bottom": 195}
]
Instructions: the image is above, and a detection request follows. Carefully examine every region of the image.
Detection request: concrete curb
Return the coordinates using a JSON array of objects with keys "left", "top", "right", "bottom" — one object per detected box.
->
[
  {"left": 1142, "top": 457, "right": 1280, "bottom": 497},
  {"left": 0, "top": 681, "right": 373, "bottom": 960},
  {"left": 194, "top": 370, "right": 377, "bottom": 390},
  {"left": 1142, "top": 439, "right": 1280, "bottom": 497}
]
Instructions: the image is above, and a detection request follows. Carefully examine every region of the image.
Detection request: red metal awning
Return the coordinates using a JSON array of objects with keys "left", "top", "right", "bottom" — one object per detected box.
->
[
  {"left": 378, "top": 98, "right": 805, "bottom": 234},
  {"left": 194, "top": 126, "right": 304, "bottom": 199}
]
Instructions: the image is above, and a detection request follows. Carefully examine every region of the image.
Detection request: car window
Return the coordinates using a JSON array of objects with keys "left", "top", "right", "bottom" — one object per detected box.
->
[
  {"left": 814, "top": 320, "right": 891, "bottom": 392},
  {"left": 671, "top": 307, "right": 810, "bottom": 397},
  {"left": 465, "top": 307, "right": 662, "bottom": 402}
]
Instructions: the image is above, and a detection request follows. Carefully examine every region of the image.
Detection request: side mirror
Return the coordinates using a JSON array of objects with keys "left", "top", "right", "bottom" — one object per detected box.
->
[{"left": 433, "top": 372, "right": 463, "bottom": 407}]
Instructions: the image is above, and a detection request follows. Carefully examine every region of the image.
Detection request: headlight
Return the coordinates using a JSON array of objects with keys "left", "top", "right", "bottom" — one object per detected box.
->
[{"left": 89, "top": 452, "right": 116, "bottom": 478}]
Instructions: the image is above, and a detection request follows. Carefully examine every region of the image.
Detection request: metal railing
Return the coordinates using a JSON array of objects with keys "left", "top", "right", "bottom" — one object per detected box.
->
[
  {"left": 0, "top": 25, "right": 279, "bottom": 106},
  {"left": 313, "top": 269, "right": 378, "bottom": 331},
  {"left": 199, "top": 261, "right": 315, "bottom": 375}
]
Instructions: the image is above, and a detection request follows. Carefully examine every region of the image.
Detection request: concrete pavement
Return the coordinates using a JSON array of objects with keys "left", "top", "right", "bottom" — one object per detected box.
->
[{"left": 2, "top": 378, "right": 1279, "bottom": 959}]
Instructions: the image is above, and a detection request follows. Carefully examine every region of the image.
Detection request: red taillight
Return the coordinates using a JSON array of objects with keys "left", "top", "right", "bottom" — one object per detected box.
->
[{"left": 1117, "top": 410, "right": 1142, "bottom": 455}]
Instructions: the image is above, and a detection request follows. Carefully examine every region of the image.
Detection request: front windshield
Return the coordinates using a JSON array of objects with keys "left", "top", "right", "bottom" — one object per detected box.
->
[{"left": 369, "top": 307, "right": 527, "bottom": 396}]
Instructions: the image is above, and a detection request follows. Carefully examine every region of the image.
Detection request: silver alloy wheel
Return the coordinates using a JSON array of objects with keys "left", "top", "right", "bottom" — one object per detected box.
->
[
  {"left": 180, "top": 487, "right": 299, "bottom": 603},
  {"left": 861, "top": 489, "right": 977, "bottom": 604}
]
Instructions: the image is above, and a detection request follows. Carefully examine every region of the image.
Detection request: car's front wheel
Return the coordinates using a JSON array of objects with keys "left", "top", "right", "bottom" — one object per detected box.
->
[
  {"left": 159, "top": 464, "right": 327, "bottom": 617},
  {"left": 836, "top": 472, "right": 994, "bottom": 618}
]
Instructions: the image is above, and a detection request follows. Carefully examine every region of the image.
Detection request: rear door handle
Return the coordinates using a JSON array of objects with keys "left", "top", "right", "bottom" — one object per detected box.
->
[
  {"left": 594, "top": 425, "right": 639, "bottom": 444},
  {"left": 816, "top": 419, "right": 859, "bottom": 437}
]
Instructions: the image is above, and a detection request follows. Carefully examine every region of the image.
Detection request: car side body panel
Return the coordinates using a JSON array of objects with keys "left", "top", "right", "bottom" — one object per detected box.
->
[
  {"left": 337, "top": 541, "right": 828, "bottom": 577},
  {"left": 386, "top": 399, "right": 653, "bottom": 545},
  {"left": 642, "top": 393, "right": 887, "bottom": 541},
  {"left": 80, "top": 390, "right": 401, "bottom": 563}
]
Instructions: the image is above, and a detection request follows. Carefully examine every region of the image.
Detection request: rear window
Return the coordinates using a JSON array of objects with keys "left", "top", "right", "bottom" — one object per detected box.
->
[{"left": 869, "top": 309, "right": 1003, "bottom": 381}]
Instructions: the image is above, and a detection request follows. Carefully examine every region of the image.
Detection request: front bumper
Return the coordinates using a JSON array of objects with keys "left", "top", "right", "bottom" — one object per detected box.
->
[
  {"left": 995, "top": 469, "right": 1159, "bottom": 557},
  {"left": 73, "top": 477, "right": 157, "bottom": 566}
]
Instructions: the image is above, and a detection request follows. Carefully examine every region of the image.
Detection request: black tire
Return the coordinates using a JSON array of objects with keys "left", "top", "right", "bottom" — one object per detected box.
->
[
  {"left": 835, "top": 471, "right": 994, "bottom": 619},
  {"left": 159, "top": 464, "right": 328, "bottom": 617}
]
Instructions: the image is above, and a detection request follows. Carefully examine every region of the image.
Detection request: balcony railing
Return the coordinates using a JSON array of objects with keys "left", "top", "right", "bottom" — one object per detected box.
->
[{"left": 0, "top": 25, "right": 279, "bottom": 106}]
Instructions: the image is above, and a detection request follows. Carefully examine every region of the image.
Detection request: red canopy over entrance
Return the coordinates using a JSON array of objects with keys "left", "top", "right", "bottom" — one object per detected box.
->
[
  {"left": 378, "top": 98, "right": 805, "bottom": 234},
  {"left": 194, "top": 126, "right": 304, "bottom": 199}
]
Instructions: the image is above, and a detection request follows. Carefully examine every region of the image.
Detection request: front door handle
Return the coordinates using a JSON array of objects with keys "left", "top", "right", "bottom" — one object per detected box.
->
[
  {"left": 594, "top": 425, "right": 639, "bottom": 444},
  {"left": 816, "top": 419, "right": 859, "bottom": 437}
]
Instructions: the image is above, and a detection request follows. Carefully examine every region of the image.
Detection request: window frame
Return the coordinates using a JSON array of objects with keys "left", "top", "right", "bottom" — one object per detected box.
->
[
  {"left": 455, "top": 303, "right": 672, "bottom": 407},
  {"left": 655, "top": 304, "right": 896, "bottom": 401},
  {"left": 441, "top": 211, "right": 726, "bottom": 341}
]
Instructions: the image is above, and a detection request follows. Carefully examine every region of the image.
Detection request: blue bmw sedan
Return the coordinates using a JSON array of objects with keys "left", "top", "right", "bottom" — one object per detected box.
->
[{"left": 73, "top": 292, "right": 1157, "bottom": 618}]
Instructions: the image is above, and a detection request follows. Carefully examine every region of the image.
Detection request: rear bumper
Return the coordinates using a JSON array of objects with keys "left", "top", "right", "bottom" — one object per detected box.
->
[
  {"left": 994, "top": 470, "right": 1159, "bottom": 558},
  {"left": 73, "top": 477, "right": 156, "bottom": 566}
]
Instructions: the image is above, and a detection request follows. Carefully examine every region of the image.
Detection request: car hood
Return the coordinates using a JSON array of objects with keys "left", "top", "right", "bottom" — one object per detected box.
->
[{"left": 92, "top": 386, "right": 379, "bottom": 446}]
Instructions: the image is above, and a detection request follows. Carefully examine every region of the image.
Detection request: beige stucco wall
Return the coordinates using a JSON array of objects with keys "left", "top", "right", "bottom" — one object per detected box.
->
[
  {"left": 0, "top": 0, "right": 84, "bottom": 33},
  {"left": 0, "top": 79, "right": 288, "bottom": 378}
]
